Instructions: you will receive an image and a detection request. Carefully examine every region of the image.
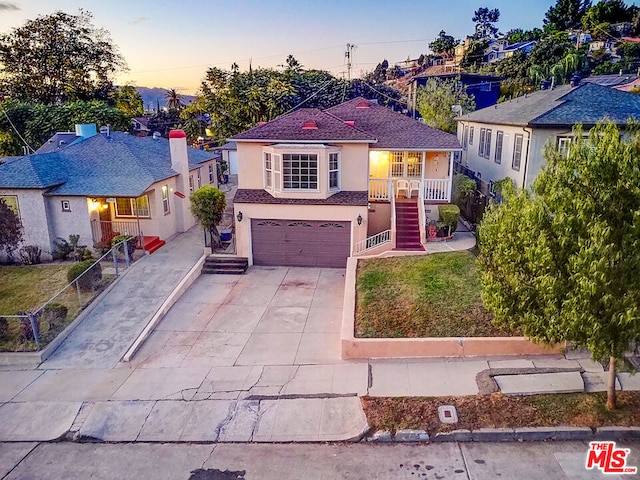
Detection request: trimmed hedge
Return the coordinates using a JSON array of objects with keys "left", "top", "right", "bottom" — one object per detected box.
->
[
  {"left": 438, "top": 204, "right": 460, "bottom": 235},
  {"left": 67, "top": 260, "right": 102, "bottom": 291}
]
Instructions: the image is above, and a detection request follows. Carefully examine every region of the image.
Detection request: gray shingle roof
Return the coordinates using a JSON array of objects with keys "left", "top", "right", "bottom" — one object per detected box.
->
[
  {"left": 457, "top": 83, "right": 640, "bottom": 127},
  {"left": 584, "top": 74, "right": 639, "bottom": 88},
  {"left": 326, "top": 98, "right": 461, "bottom": 150},
  {"left": 0, "top": 132, "right": 218, "bottom": 197},
  {"left": 230, "top": 108, "right": 376, "bottom": 143}
]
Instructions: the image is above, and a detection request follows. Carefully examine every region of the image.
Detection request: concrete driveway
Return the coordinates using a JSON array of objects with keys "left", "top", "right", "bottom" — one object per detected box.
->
[{"left": 119, "top": 266, "right": 369, "bottom": 400}]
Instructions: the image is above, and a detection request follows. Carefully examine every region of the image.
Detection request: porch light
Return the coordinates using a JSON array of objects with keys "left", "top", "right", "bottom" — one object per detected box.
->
[
  {"left": 236, "top": 211, "right": 243, "bottom": 222},
  {"left": 357, "top": 214, "right": 363, "bottom": 226}
]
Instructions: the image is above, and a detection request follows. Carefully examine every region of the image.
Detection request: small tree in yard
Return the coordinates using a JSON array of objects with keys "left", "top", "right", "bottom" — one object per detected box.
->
[
  {"left": 478, "top": 121, "right": 640, "bottom": 410},
  {"left": 416, "top": 78, "right": 475, "bottom": 133},
  {"left": 190, "top": 186, "right": 226, "bottom": 248},
  {"left": 0, "top": 198, "right": 22, "bottom": 259}
]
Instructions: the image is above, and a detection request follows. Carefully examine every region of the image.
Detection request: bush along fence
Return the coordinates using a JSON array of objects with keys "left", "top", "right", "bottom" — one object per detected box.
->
[{"left": 0, "top": 236, "right": 140, "bottom": 352}]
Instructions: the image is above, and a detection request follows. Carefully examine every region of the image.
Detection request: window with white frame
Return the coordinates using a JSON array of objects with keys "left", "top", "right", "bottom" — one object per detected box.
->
[
  {"left": 162, "top": 185, "right": 170, "bottom": 214},
  {"left": 483, "top": 129, "right": 492, "bottom": 159},
  {"left": 208, "top": 164, "right": 214, "bottom": 183},
  {"left": 557, "top": 136, "right": 572, "bottom": 157},
  {"left": 407, "top": 152, "right": 422, "bottom": 177},
  {"left": 329, "top": 152, "right": 340, "bottom": 190},
  {"left": 264, "top": 152, "right": 273, "bottom": 188},
  {"left": 61, "top": 200, "right": 71, "bottom": 212},
  {"left": 469, "top": 126, "right": 474, "bottom": 145},
  {"left": 115, "top": 195, "right": 150, "bottom": 218},
  {"left": 283, "top": 153, "right": 318, "bottom": 190},
  {"left": 494, "top": 131, "right": 503, "bottom": 164},
  {"left": 478, "top": 128, "right": 486, "bottom": 157},
  {"left": 391, "top": 151, "right": 404, "bottom": 177},
  {"left": 463, "top": 126, "right": 469, "bottom": 150},
  {"left": 189, "top": 175, "right": 194, "bottom": 193},
  {"left": 197, "top": 169, "right": 201, "bottom": 188},
  {"left": 1, "top": 195, "right": 19, "bottom": 217},
  {"left": 512, "top": 134, "right": 523, "bottom": 171}
]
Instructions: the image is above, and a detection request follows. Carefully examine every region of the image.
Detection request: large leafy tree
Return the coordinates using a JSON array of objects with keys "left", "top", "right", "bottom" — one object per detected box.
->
[
  {"left": 479, "top": 122, "right": 640, "bottom": 410},
  {"left": 544, "top": 0, "right": 592, "bottom": 30},
  {"left": 429, "top": 30, "right": 458, "bottom": 56},
  {"left": 0, "top": 99, "right": 130, "bottom": 155},
  {"left": 0, "top": 198, "right": 22, "bottom": 258},
  {"left": 416, "top": 78, "right": 475, "bottom": 133},
  {"left": 472, "top": 7, "right": 500, "bottom": 40},
  {"left": 111, "top": 85, "right": 143, "bottom": 118},
  {"left": 582, "top": 0, "right": 633, "bottom": 31},
  {"left": 0, "top": 10, "right": 126, "bottom": 104}
]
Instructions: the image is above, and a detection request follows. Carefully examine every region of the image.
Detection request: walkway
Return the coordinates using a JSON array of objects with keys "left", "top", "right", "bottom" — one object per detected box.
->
[{"left": 40, "top": 226, "right": 205, "bottom": 369}]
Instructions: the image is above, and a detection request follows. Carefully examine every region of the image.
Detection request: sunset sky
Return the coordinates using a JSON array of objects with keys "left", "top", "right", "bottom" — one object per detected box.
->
[{"left": 0, "top": 1, "right": 594, "bottom": 94}]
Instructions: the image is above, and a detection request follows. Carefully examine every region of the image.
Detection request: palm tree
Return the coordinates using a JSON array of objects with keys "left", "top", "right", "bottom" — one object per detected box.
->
[{"left": 165, "top": 88, "right": 184, "bottom": 111}]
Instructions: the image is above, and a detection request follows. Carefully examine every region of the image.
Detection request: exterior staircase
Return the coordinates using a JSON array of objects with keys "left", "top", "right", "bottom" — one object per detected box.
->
[
  {"left": 141, "top": 236, "right": 166, "bottom": 254},
  {"left": 201, "top": 256, "right": 249, "bottom": 275},
  {"left": 395, "top": 200, "right": 424, "bottom": 251}
]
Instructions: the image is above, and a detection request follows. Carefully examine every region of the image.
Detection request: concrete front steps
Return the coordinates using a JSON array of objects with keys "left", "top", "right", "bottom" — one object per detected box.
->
[
  {"left": 141, "top": 236, "right": 166, "bottom": 254},
  {"left": 395, "top": 200, "right": 424, "bottom": 251},
  {"left": 201, "top": 256, "right": 248, "bottom": 274}
]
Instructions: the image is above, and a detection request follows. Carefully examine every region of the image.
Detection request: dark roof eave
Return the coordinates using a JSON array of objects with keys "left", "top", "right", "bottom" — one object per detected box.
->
[{"left": 230, "top": 138, "right": 377, "bottom": 144}]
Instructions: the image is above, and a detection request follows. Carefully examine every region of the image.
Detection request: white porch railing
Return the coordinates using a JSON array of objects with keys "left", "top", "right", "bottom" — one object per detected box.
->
[
  {"left": 423, "top": 178, "right": 451, "bottom": 202},
  {"left": 369, "top": 178, "right": 390, "bottom": 201},
  {"left": 417, "top": 180, "right": 427, "bottom": 244},
  {"left": 355, "top": 229, "right": 392, "bottom": 254}
]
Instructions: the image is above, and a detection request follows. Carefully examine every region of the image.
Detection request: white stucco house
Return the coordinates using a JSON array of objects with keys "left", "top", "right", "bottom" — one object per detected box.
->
[
  {"left": 230, "top": 97, "right": 461, "bottom": 267},
  {"left": 0, "top": 125, "right": 219, "bottom": 259},
  {"left": 455, "top": 82, "right": 640, "bottom": 194}
]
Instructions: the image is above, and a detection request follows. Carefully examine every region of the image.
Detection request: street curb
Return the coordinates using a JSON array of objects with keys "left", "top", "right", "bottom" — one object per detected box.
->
[{"left": 367, "top": 426, "right": 640, "bottom": 443}]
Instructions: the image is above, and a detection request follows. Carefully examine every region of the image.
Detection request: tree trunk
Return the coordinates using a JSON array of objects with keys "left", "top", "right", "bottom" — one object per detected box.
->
[{"left": 607, "top": 356, "right": 617, "bottom": 410}]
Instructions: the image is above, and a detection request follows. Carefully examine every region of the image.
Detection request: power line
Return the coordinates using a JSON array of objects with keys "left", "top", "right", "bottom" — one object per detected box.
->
[
  {"left": 279, "top": 79, "right": 337, "bottom": 116},
  {"left": 0, "top": 104, "right": 35, "bottom": 154}
]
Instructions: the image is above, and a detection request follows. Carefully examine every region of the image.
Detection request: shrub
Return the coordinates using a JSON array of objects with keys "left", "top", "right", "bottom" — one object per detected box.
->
[
  {"left": 16, "top": 312, "right": 39, "bottom": 343},
  {"left": 67, "top": 259, "right": 102, "bottom": 291},
  {"left": 40, "top": 303, "right": 68, "bottom": 331},
  {"left": 0, "top": 317, "right": 8, "bottom": 341},
  {"left": 53, "top": 237, "right": 72, "bottom": 260},
  {"left": 18, "top": 244, "right": 43, "bottom": 265},
  {"left": 452, "top": 173, "right": 477, "bottom": 205},
  {"left": 438, "top": 204, "right": 460, "bottom": 235},
  {"left": 112, "top": 235, "right": 136, "bottom": 257}
]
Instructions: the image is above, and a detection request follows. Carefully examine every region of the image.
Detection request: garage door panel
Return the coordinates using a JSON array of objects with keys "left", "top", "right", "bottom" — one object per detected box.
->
[{"left": 251, "top": 218, "right": 350, "bottom": 267}]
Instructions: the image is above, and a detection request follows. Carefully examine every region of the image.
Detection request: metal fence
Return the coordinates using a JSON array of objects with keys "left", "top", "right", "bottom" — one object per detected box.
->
[{"left": 0, "top": 238, "right": 142, "bottom": 352}]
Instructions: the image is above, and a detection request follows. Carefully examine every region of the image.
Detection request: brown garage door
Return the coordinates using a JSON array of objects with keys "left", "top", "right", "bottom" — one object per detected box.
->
[{"left": 251, "top": 219, "right": 351, "bottom": 267}]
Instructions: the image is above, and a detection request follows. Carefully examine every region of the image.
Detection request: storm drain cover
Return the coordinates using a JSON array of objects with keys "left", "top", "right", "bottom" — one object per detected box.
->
[{"left": 438, "top": 405, "right": 458, "bottom": 424}]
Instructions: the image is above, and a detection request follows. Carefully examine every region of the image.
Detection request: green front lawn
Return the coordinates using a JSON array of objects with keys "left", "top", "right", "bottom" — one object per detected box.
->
[
  {"left": 0, "top": 263, "right": 113, "bottom": 351},
  {"left": 355, "top": 251, "right": 517, "bottom": 338}
]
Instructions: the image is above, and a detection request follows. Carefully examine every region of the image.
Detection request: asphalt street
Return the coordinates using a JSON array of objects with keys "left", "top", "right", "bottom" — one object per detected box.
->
[{"left": 2, "top": 441, "right": 639, "bottom": 480}]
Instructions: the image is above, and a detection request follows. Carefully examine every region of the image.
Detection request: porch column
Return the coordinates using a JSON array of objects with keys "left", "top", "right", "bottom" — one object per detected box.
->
[{"left": 447, "top": 152, "right": 454, "bottom": 201}]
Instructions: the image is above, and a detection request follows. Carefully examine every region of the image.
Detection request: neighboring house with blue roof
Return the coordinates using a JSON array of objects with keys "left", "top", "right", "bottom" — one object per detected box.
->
[
  {"left": 455, "top": 82, "right": 640, "bottom": 193},
  {"left": 0, "top": 124, "right": 219, "bottom": 258}
]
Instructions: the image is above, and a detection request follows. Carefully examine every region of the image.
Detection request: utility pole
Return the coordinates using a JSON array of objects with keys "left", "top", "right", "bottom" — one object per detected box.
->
[{"left": 345, "top": 43, "right": 356, "bottom": 81}]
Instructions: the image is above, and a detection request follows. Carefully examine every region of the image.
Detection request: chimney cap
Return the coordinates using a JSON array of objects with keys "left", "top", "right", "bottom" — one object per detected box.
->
[{"left": 169, "top": 130, "right": 186, "bottom": 139}]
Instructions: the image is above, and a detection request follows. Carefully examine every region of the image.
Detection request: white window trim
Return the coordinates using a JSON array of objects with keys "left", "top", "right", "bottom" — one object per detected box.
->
[
  {"left": 264, "top": 152, "right": 273, "bottom": 190},
  {"left": 61, "top": 200, "right": 71, "bottom": 212},
  {"left": 189, "top": 175, "right": 194, "bottom": 193},
  {"left": 208, "top": 164, "right": 215, "bottom": 184},
  {"left": 197, "top": 169, "right": 201, "bottom": 188},
  {"left": 512, "top": 134, "right": 523, "bottom": 171},
  {"left": 282, "top": 152, "right": 320, "bottom": 191},
  {"left": 329, "top": 152, "right": 340, "bottom": 190},
  {"left": 484, "top": 129, "right": 492, "bottom": 159},
  {"left": 115, "top": 195, "right": 151, "bottom": 218},
  {"left": 162, "top": 185, "right": 170, "bottom": 215}
]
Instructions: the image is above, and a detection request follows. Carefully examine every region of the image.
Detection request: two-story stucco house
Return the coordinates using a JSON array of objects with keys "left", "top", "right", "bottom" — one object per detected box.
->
[
  {"left": 230, "top": 97, "right": 461, "bottom": 267},
  {"left": 455, "top": 82, "right": 640, "bottom": 193},
  {"left": 0, "top": 125, "right": 219, "bottom": 259}
]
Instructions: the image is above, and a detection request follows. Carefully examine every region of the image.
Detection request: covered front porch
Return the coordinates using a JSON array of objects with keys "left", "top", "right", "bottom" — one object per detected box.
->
[
  {"left": 356, "top": 150, "right": 456, "bottom": 256},
  {"left": 368, "top": 150, "right": 454, "bottom": 203}
]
